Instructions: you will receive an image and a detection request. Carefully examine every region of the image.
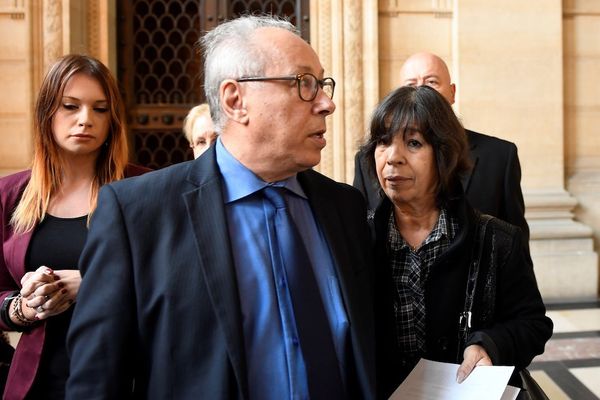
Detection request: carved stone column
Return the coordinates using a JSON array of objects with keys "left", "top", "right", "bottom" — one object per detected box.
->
[
  {"left": 87, "top": 0, "right": 116, "bottom": 69},
  {"left": 42, "top": 0, "right": 62, "bottom": 72},
  {"left": 310, "top": 0, "right": 379, "bottom": 183}
]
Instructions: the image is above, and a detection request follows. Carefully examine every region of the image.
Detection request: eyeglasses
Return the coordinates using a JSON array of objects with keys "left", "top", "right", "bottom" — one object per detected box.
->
[{"left": 236, "top": 73, "right": 335, "bottom": 102}]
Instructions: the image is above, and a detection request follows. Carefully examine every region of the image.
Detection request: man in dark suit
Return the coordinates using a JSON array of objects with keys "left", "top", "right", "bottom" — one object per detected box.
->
[
  {"left": 67, "top": 15, "right": 374, "bottom": 400},
  {"left": 354, "top": 52, "right": 529, "bottom": 242}
]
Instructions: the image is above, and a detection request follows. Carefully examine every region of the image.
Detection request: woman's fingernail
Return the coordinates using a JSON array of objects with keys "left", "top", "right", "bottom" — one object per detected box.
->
[{"left": 61, "top": 288, "right": 67, "bottom": 294}]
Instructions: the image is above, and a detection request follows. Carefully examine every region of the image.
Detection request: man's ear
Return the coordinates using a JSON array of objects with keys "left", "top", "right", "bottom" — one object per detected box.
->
[
  {"left": 220, "top": 80, "right": 249, "bottom": 125},
  {"left": 449, "top": 83, "right": 456, "bottom": 105}
]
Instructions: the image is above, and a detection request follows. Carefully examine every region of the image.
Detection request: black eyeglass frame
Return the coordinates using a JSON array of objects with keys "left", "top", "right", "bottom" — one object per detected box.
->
[{"left": 236, "top": 73, "right": 335, "bottom": 102}]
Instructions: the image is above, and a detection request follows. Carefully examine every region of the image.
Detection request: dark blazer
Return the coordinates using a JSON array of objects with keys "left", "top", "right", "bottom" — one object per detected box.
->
[
  {"left": 372, "top": 194, "right": 551, "bottom": 398},
  {"left": 66, "top": 146, "right": 376, "bottom": 399},
  {"left": 354, "top": 129, "right": 529, "bottom": 242},
  {"left": 0, "top": 165, "right": 149, "bottom": 400}
]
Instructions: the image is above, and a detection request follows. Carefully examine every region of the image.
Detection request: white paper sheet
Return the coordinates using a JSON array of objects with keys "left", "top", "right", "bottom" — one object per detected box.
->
[
  {"left": 500, "top": 385, "right": 521, "bottom": 400},
  {"left": 389, "top": 359, "right": 518, "bottom": 400}
]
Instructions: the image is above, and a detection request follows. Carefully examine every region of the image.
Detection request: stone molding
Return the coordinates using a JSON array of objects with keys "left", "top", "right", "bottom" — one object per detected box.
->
[
  {"left": 310, "top": 0, "right": 378, "bottom": 182},
  {"left": 341, "top": 0, "right": 364, "bottom": 183},
  {"left": 0, "top": 0, "right": 25, "bottom": 18},
  {"left": 563, "top": 0, "right": 600, "bottom": 16},
  {"left": 43, "top": 0, "right": 62, "bottom": 72},
  {"left": 525, "top": 189, "right": 598, "bottom": 299},
  {"left": 88, "top": 0, "right": 100, "bottom": 58},
  {"left": 379, "top": 0, "right": 452, "bottom": 17}
]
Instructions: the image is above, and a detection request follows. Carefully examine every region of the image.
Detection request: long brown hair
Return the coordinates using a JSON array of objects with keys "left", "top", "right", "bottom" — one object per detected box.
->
[{"left": 11, "top": 54, "right": 129, "bottom": 233}]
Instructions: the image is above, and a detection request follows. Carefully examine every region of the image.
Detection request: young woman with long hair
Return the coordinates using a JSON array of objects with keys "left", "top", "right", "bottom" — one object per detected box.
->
[{"left": 0, "top": 54, "right": 149, "bottom": 399}]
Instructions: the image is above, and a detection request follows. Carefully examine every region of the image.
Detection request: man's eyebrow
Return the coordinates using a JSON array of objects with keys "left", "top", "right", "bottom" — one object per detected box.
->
[{"left": 295, "top": 65, "right": 325, "bottom": 75}]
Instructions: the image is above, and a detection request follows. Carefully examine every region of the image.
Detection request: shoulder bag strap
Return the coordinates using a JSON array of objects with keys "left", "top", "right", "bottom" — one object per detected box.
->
[{"left": 457, "top": 213, "right": 494, "bottom": 359}]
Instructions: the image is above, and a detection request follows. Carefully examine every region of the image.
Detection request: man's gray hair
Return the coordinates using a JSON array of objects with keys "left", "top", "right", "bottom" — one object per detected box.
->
[{"left": 200, "top": 15, "right": 300, "bottom": 132}]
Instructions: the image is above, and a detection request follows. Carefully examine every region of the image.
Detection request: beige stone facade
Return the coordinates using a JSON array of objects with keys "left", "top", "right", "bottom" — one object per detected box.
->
[{"left": 1, "top": 0, "right": 598, "bottom": 300}]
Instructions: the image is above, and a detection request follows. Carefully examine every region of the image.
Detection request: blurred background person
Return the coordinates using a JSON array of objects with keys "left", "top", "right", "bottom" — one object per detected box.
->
[
  {"left": 358, "top": 85, "right": 552, "bottom": 398},
  {"left": 183, "top": 103, "right": 218, "bottom": 158},
  {"left": 0, "top": 54, "right": 148, "bottom": 400}
]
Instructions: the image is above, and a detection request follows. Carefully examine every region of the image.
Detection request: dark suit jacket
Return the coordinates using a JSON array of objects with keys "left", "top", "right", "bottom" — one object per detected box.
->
[
  {"left": 353, "top": 129, "right": 529, "bottom": 242},
  {"left": 0, "top": 165, "right": 149, "bottom": 400},
  {"left": 66, "top": 146, "right": 376, "bottom": 399}
]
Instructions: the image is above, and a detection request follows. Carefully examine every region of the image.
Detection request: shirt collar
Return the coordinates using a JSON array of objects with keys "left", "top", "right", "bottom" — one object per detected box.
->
[
  {"left": 388, "top": 208, "right": 453, "bottom": 252},
  {"left": 215, "top": 137, "right": 307, "bottom": 203}
]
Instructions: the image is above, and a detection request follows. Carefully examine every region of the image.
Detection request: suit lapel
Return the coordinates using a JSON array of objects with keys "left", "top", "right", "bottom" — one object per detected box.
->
[
  {"left": 462, "top": 130, "right": 479, "bottom": 193},
  {"left": 182, "top": 149, "right": 248, "bottom": 396},
  {"left": 297, "top": 171, "right": 363, "bottom": 323},
  {"left": 298, "top": 171, "right": 356, "bottom": 277}
]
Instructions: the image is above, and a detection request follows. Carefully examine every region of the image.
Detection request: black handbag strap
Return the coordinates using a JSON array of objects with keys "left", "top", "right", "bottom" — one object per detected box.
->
[
  {"left": 457, "top": 213, "right": 494, "bottom": 358},
  {"left": 456, "top": 216, "right": 550, "bottom": 400}
]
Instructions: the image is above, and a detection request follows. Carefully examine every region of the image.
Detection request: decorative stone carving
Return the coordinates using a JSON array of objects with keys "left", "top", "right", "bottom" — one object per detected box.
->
[
  {"left": 310, "top": 0, "right": 378, "bottom": 182},
  {"left": 43, "top": 0, "right": 62, "bottom": 71},
  {"left": 311, "top": 0, "right": 335, "bottom": 177},
  {"left": 88, "top": 0, "right": 101, "bottom": 59},
  {"left": 343, "top": 0, "right": 364, "bottom": 182}
]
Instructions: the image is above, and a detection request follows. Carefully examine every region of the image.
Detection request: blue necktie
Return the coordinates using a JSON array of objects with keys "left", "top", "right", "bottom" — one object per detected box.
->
[{"left": 263, "top": 186, "right": 345, "bottom": 399}]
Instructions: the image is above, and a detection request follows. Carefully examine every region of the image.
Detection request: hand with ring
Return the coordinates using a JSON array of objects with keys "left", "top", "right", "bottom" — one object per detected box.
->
[{"left": 21, "top": 267, "right": 80, "bottom": 320}]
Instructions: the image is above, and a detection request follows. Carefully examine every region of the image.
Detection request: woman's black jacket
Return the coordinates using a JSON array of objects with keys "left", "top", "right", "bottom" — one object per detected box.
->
[{"left": 372, "top": 194, "right": 553, "bottom": 398}]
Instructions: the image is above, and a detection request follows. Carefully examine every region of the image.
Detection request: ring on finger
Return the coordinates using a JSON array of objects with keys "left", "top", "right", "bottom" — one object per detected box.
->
[
  {"left": 37, "top": 305, "right": 44, "bottom": 312},
  {"left": 44, "top": 295, "right": 50, "bottom": 301}
]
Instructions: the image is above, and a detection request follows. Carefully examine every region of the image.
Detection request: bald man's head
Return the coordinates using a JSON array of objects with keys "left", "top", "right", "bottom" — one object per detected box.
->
[{"left": 399, "top": 52, "right": 456, "bottom": 104}]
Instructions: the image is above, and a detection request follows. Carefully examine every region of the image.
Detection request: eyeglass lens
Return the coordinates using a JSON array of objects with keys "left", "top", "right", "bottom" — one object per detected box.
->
[{"left": 299, "top": 74, "right": 334, "bottom": 101}]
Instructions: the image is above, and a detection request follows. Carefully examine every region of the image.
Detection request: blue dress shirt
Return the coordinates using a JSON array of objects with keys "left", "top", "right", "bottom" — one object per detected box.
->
[{"left": 215, "top": 139, "right": 349, "bottom": 399}]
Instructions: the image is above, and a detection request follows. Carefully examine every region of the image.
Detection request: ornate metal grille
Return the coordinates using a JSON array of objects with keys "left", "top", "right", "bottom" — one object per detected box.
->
[
  {"left": 132, "top": 1, "right": 203, "bottom": 105},
  {"left": 134, "top": 129, "right": 191, "bottom": 167},
  {"left": 118, "top": 0, "right": 309, "bottom": 170},
  {"left": 230, "top": 0, "right": 308, "bottom": 38}
]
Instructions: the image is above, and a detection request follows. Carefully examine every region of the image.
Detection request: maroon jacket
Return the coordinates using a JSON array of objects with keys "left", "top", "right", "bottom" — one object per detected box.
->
[{"left": 0, "top": 165, "right": 149, "bottom": 400}]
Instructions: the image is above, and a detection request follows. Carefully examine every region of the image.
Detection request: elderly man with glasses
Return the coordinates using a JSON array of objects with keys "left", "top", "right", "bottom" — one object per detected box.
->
[{"left": 66, "top": 14, "right": 375, "bottom": 400}]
